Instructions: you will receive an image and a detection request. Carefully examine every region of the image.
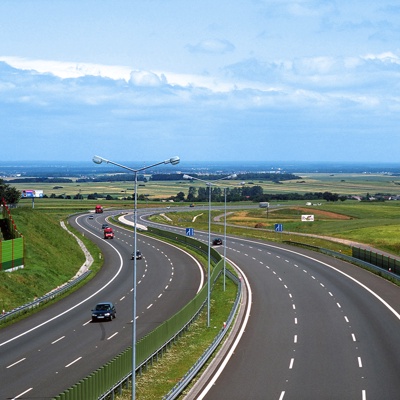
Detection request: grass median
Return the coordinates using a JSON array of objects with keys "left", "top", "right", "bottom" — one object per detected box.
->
[{"left": 118, "top": 275, "right": 238, "bottom": 400}]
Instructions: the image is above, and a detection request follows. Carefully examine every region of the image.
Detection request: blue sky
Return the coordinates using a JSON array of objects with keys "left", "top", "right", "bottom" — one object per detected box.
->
[{"left": 1, "top": 1, "right": 400, "bottom": 163}]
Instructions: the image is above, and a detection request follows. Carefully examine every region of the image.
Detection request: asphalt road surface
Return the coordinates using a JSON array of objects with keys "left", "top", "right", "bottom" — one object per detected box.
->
[
  {"left": 0, "top": 211, "right": 202, "bottom": 399},
  {"left": 139, "top": 209, "right": 400, "bottom": 400}
]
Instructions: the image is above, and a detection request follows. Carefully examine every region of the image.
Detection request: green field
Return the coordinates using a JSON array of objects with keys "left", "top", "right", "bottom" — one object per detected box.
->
[
  {"left": 4, "top": 172, "right": 400, "bottom": 312},
  {"left": 149, "top": 200, "right": 400, "bottom": 257},
  {"left": 3, "top": 174, "right": 400, "bottom": 399},
  {"left": 11, "top": 171, "right": 400, "bottom": 201},
  {"left": 13, "top": 180, "right": 191, "bottom": 201}
]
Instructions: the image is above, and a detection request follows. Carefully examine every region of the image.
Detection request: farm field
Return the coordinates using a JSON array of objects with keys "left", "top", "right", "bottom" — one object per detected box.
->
[
  {"left": 246, "top": 172, "right": 400, "bottom": 197},
  {"left": 152, "top": 200, "right": 400, "bottom": 257},
  {"left": 10, "top": 172, "right": 400, "bottom": 258},
  {"left": 10, "top": 171, "right": 400, "bottom": 200},
  {"left": 13, "top": 180, "right": 187, "bottom": 201}
]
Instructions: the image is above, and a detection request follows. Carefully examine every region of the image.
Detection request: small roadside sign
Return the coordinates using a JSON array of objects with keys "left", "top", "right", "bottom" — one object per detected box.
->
[
  {"left": 186, "top": 228, "right": 194, "bottom": 236},
  {"left": 274, "top": 223, "right": 283, "bottom": 232}
]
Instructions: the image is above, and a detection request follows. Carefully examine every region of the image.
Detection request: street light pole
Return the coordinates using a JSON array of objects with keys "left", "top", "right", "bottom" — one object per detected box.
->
[
  {"left": 183, "top": 173, "right": 236, "bottom": 327},
  {"left": 93, "top": 155, "right": 180, "bottom": 400},
  {"left": 207, "top": 182, "right": 211, "bottom": 327},
  {"left": 223, "top": 187, "right": 227, "bottom": 291}
]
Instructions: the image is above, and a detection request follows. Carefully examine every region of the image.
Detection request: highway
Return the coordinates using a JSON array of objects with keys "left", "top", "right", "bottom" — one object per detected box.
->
[
  {"left": 0, "top": 211, "right": 203, "bottom": 399},
  {"left": 201, "top": 240, "right": 400, "bottom": 399},
  {"left": 136, "top": 209, "right": 400, "bottom": 400},
  {"left": 2, "top": 205, "right": 399, "bottom": 399}
]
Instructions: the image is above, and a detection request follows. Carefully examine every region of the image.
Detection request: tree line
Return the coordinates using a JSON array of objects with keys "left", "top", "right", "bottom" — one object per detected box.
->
[
  {"left": 180, "top": 186, "right": 345, "bottom": 203},
  {"left": 0, "top": 179, "right": 21, "bottom": 204}
]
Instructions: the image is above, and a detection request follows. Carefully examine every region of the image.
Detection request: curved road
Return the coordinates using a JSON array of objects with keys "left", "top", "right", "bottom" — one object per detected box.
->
[
  {"left": 137, "top": 208, "right": 400, "bottom": 400},
  {"left": 201, "top": 240, "right": 400, "bottom": 399},
  {"left": 0, "top": 210, "right": 203, "bottom": 399},
  {"left": 2, "top": 205, "right": 399, "bottom": 399}
]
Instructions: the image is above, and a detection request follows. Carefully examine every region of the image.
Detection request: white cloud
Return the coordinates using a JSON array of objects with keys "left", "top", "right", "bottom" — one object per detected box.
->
[
  {"left": 1, "top": 50, "right": 400, "bottom": 163},
  {"left": 186, "top": 39, "right": 235, "bottom": 54},
  {"left": 362, "top": 51, "right": 400, "bottom": 64},
  {"left": 0, "top": 56, "right": 132, "bottom": 80},
  {"left": 129, "top": 70, "right": 167, "bottom": 87},
  {"left": 2, "top": 52, "right": 400, "bottom": 112}
]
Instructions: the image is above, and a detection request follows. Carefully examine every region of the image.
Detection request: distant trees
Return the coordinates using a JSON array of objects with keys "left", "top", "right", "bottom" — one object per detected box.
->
[
  {"left": 175, "top": 191, "right": 185, "bottom": 201},
  {"left": 8, "top": 177, "right": 72, "bottom": 184},
  {"left": 322, "top": 192, "right": 339, "bottom": 202},
  {"left": 75, "top": 172, "right": 301, "bottom": 183},
  {"left": 182, "top": 186, "right": 343, "bottom": 203},
  {"left": 0, "top": 179, "right": 21, "bottom": 205}
]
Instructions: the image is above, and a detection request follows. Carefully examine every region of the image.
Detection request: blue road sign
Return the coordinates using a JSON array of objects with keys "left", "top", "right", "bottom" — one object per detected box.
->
[
  {"left": 274, "top": 223, "right": 283, "bottom": 232},
  {"left": 186, "top": 228, "right": 194, "bottom": 236}
]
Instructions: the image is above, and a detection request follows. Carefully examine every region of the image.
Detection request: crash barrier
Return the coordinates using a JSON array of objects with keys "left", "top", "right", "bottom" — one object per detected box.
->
[
  {"left": 163, "top": 269, "right": 241, "bottom": 400},
  {"left": 0, "top": 237, "right": 24, "bottom": 271},
  {"left": 283, "top": 241, "right": 400, "bottom": 284},
  {"left": 0, "top": 270, "right": 92, "bottom": 325},
  {"left": 54, "top": 229, "right": 240, "bottom": 400}
]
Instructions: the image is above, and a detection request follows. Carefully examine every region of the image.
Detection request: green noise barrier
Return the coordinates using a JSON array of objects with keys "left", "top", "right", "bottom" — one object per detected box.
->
[
  {"left": 0, "top": 237, "right": 24, "bottom": 271},
  {"left": 54, "top": 228, "right": 226, "bottom": 400}
]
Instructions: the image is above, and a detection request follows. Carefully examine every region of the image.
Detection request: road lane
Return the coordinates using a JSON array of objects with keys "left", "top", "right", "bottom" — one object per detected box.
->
[
  {"left": 198, "top": 237, "right": 400, "bottom": 399},
  {"left": 0, "top": 211, "right": 203, "bottom": 399}
]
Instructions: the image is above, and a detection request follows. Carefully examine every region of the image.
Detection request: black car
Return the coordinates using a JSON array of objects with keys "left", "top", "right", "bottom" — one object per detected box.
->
[
  {"left": 91, "top": 302, "right": 116, "bottom": 322},
  {"left": 131, "top": 250, "right": 142, "bottom": 260},
  {"left": 212, "top": 238, "right": 223, "bottom": 246},
  {"left": 101, "top": 223, "right": 108, "bottom": 229}
]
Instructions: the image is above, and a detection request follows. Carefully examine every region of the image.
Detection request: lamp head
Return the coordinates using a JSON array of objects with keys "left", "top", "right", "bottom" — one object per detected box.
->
[
  {"left": 92, "top": 155, "right": 105, "bottom": 165},
  {"left": 164, "top": 156, "right": 180, "bottom": 165},
  {"left": 169, "top": 156, "right": 180, "bottom": 165}
]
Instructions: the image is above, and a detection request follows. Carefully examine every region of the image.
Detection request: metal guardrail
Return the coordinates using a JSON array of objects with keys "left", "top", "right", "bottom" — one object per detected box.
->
[
  {"left": 283, "top": 241, "right": 400, "bottom": 284},
  {"left": 54, "top": 263, "right": 236, "bottom": 400},
  {"left": 54, "top": 228, "right": 240, "bottom": 400},
  {"left": 0, "top": 270, "right": 92, "bottom": 325},
  {"left": 163, "top": 270, "right": 241, "bottom": 400}
]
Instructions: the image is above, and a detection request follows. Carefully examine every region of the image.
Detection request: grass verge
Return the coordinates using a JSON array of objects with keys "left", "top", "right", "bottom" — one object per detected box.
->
[
  {"left": 0, "top": 207, "right": 102, "bottom": 314},
  {"left": 116, "top": 275, "right": 238, "bottom": 400}
]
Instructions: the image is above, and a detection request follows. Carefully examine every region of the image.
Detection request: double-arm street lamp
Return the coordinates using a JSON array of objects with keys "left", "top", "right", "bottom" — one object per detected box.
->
[
  {"left": 92, "top": 155, "right": 180, "bottom": 400},
  {"left": 183, "top": 173, "right": 236, "bottom": 327}
]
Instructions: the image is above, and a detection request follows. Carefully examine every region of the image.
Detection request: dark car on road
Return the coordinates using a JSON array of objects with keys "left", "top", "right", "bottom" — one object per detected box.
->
[
  {"left": 212, "top": 238, "right": 223, "bottom": 245},
  {"left": 91, "top": 302, "right": 116, "bottom": 322},
  {"left": 131, "top": 250, "right": 143, "bottom": 260},
  {"left": 101, "top": 223, "right": 108, "bottom": 229}
]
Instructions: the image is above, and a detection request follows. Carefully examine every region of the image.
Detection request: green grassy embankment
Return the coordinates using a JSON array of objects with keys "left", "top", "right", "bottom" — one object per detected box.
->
[{"left": 0, "top": 207, "right": 102, "bottom": 313}]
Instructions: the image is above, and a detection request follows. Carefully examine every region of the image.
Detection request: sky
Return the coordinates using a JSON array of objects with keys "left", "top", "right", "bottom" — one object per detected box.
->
[{"left": 1, "top": 0, "right": 400, "bottom": 164}]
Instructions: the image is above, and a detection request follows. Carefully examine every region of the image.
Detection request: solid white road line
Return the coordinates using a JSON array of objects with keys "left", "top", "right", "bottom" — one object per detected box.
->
[{"left": 195, "top": 258, "right": 252, "bottom": 400}]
